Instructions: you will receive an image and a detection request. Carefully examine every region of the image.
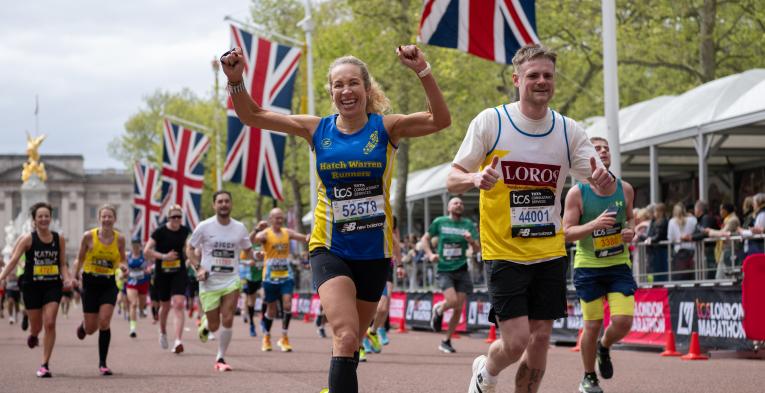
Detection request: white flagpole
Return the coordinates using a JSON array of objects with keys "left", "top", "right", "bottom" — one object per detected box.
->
[
  {"left": 299, "top": 0, "right": 317, "bottom": 214},
  {"left": 602, "top": 0, "right": 622, "bottom": 177}
]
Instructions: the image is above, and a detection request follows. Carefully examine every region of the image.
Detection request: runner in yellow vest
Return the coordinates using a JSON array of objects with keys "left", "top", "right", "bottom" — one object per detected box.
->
[
  {"left": 253, "top": 208, "right": 307, "bottom": 352},
  {"left": 72, "top": 204, "right": 127, "bottom": 376},
  {"left": 448, "top": 45, "right": 615, "bottom": 393}
]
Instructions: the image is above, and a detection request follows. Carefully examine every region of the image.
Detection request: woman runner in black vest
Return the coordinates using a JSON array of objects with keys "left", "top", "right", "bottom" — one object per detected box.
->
[{"left": 0, "top": 202, "right": 73, "bottom": 377}]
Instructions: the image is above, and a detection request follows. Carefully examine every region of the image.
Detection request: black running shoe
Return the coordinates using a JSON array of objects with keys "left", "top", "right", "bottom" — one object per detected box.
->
[
  {"left": 430, "top": 301, "right": 444, "bottom": 332},
  {"left": 597, "top": 342, "right": 613, "bottom": 379},
  {"left": 578, "top": 373, "right": 603, "bottom": 393},
  {"left": 27, "top": 335, "right": 39, "bottom": 349},
  {"left": 438, "top": 339, "right": 456, "bottom": 353},
  {"left": 21, "top": 314, "right": 29, "bottom": 331},
  {"left": 76, "top": 323, "right": 86, "bottom": 340}
]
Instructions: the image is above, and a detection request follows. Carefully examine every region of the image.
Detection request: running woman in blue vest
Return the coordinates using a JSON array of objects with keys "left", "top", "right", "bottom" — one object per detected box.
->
[
  {"left": 221, "top": 44, "right": 450, "bottom": 393},
  {"left": 563, "top": 137, "right": 636, "bottom": 393},
  {"left": 0, "top": 202, "right": 73, "bottom": 378}
]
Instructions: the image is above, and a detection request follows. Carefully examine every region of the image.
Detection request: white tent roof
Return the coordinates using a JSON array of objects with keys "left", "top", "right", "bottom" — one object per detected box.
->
[{"left": 585, "top": 68, "right": 765, "bottom": 151}]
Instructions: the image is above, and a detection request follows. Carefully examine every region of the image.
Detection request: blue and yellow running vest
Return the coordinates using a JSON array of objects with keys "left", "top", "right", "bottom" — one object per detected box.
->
[{"left": 309, "top": 113, "right": 396, "bottom": 260}]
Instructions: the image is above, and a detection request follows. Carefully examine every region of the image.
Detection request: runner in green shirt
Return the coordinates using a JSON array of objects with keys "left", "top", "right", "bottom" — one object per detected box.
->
[{"left": 422, "top": 197, "right": 479, "bottom": 353}]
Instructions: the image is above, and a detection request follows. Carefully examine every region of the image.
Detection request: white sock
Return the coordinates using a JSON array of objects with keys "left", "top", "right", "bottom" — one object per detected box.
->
[
  {"left": 174, "top": 338, "right": 182, "bottom": 346},
  {"left": 480, "top": 364, "right": 497, "bottom": 384},
  {"left": 217, "top": 327, "right": 232, "bottom": 360}
]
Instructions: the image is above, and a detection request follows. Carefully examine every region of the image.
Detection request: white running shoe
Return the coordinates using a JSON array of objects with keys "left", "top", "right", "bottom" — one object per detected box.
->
[
  {"left": 159, "top": 333, "right": 169, "bottom": 350},
  {"left": 468, "top": 355, "right": 496, "bottom": 393}
]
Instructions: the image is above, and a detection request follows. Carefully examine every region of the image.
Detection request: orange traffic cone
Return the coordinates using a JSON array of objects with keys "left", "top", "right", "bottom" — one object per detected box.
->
[
  {"left": 485, "top": 325, "right": 497, "bottom": 343},
  {"left": 570, "top": 329, "right": 583, "bottom": 352},
  {"left": 660, "top": 331, "right": 681, "bottom": 357},
  {"left": 396, "top": 320, "right": 408, "bottom": 333},
  {"left": 681, "top": 332, "right": 708, "bottom": 360}
]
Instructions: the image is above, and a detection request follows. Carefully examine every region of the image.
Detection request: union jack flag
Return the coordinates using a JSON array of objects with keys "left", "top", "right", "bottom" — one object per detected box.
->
[
  {"left": 418, "top": 0, "right": 540, "bottom": 64},
  {"left": 223, "top": 25, "right": 302, "bottom": 201},
  {"left": 131, "top": 161, "right": 161, "bottom": 243},
  {"left": 160, "top": 119, "right": 210, "bottom": 229}
]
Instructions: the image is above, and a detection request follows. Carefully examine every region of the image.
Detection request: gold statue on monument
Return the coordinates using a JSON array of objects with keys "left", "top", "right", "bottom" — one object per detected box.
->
[{"left": 22, "top": 131, "right": 47, "bottom": 183}]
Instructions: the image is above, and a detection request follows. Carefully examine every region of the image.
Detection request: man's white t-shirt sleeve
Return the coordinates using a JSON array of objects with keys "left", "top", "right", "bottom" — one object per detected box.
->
[
  {"left": 238, "top": 225, "right": 251, "bottom": 249},
  {"left": 189, "top": 224, "right": 204, "bottom": 249},
  {"left": 453, "top": 108, "right": 498, "bottom": 173},
  {"left": 568, "top": 120, "right": 602, "bottom": 181}
]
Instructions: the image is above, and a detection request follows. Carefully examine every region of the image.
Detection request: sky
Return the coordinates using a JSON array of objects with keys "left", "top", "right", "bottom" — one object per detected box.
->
[{"left": 0, "top": 0, "right": 253, "bottom": 169}]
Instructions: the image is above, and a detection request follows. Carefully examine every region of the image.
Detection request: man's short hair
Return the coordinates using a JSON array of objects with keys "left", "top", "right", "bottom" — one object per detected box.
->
[
  {"left": 590, "top": 136, "right": 608, "bottom": 145},
  {"left": 212, "top": 190, "right": 232, "bottom": 203},
  {"left": 512, "top": 44, "right": 557, "bottom": 72}
]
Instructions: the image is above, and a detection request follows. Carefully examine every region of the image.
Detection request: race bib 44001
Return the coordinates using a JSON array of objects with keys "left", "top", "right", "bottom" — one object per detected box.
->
[
  {"left": 509, "top": 189, "right": 556, "bottom": 238},
  {"left": 331, "top": 180, "right": 386, "bottom": 234}
]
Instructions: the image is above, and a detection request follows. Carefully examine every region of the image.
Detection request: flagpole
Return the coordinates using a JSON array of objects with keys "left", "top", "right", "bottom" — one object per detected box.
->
[
  {"left": 211, "top": 59, "right": 223, "bottom": 191},
  {"left": 162, "top": 114, "right": 213, "bottom": 132},
  {"left": 34, "top": 95, "right": 39, "bottom": 134},
  {"left": 602, "top": 0, "right": 622, "bottom": 177},
  {"left": 224, "top": 16, "right": 305, "bottom": 47},
  {"left": 299, "top": 0, "right": 317, "bottom": 214}
]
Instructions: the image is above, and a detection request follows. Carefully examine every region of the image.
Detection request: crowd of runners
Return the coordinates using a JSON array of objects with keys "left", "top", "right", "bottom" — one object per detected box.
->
[{"left": 0, "top": 43, "right": 651, "bottom": 393}]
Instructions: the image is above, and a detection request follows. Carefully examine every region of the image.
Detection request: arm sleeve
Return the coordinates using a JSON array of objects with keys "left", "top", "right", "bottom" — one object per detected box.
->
[
  {"left": 452, "top": 108, "right": 498, "bottom": 172},
  {"left": 239, "top": 226, "right": 252, "bottom": 249},
  {"left": 667, "top": 219, "right": 679, "bottom": 243},
  {"left": 567, "top": 120, "right": 603, "bottom": 182},
  {"left": 188, "top": 226, "right": 203, "bottom": 249},
  {"left": 427, "top": 218, "right": 439, "bottom": 237}
]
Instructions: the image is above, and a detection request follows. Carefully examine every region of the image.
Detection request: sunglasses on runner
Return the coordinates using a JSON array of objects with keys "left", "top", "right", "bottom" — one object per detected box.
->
[{"left": 169, "top": 215, "right": 182, "bottom": 219}]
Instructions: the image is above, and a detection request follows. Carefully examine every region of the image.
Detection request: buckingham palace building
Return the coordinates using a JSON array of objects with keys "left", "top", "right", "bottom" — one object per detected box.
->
[{"left": 0, "top": 154, "right": 132, "bottom": 258}]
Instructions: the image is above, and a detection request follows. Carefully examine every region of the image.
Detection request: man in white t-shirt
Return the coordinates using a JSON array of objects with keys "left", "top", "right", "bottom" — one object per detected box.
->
[
  {"left": 188, "top": 190, "right": 252, "bottom": 372},
  {"left": 447, "top": 44, "right": 614, "bottom": 393}
]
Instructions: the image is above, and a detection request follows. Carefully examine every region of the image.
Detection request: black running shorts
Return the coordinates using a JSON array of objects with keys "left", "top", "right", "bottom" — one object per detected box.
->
[
  {"left": 243, "top": 279, "right": 262, "bottom": 295},
  {"left": 310, "top": 248, "right": 389, "bottom": 302},
  {"left": 154, "top": 272, "right": 188, "bottom": 302},
  {"left": 487, "top": 257, "right": 568, "bottom": 323},
  {"left": 81, "top": 276, "right": 118, "bottom": 314},
  {"left": 22, "top": 282, "right": 63, "bottom": 310}
]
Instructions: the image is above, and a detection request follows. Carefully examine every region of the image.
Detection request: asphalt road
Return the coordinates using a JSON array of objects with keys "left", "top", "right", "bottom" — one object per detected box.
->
[{"left": 0, "top": 304, "right": 763, "bottom": 393}]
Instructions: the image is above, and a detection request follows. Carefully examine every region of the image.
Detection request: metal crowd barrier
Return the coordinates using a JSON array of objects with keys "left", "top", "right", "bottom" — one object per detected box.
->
[{"left": 292, "top": 234, "right": 765, "bottom": 294}]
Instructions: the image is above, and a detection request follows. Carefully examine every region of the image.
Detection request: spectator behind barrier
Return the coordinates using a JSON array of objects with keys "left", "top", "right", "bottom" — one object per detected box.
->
[{"left": 668, "top": 203, "right": 697, "bottom": 281}]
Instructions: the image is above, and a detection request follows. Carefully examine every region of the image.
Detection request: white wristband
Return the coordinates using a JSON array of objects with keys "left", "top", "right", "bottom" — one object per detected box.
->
[
  {"left": 227, "top": 80, "right": 247, "bottom": 94},
  {"left": 417, "top": 62, "right": 432, "bottom": 78}
]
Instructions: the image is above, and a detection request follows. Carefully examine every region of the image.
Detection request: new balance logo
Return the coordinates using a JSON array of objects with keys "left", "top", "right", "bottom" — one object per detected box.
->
[{"left": 342, "top": 222, "right": 357, "bottom": 232}]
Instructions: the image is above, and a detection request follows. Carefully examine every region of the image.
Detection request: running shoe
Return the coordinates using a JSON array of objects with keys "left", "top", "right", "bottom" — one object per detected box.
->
[
  {"left": 27, "top": 335, "right": 39, "bottom": 349},
  {"left": 76, "top": 323, "right": 86, "bottom": 340},
  {"left": 9, "top": 316, "right": 15, "bottom": 324},
  {"left": 468, "top": 355, "right": 496, "bottom": 393},
  {"left": 159, "top": 333, "right": 169, "bottom": 350},
  {"left": 319, "top": 389, "right": 329, "bottom": 393},
  {"left": 362, "top": 336, "right": 373, "bottom": 354},
  {"left": 377, "top": 327, "right": 389, "bottom": 346},
  {"left": 366, "top": 329, "right": 382, "bottom": 353},
  {"left": 262, "top": 335, "right": 272, "bottom": 352},
  {"left": 430, "top": 301, "right": 444, "bottom": 332},
  {"left": 438, "top": 339, "right": 456, "bottom": 353},
  {"left": 358, "top": 346, "right": 367, "bottom": 363},
  {"left": 579, "top": 373, "right": 603, "bottom": 393},
  {"left": 208, "top": 332, "right": 216, "bottom": 341},
  {"left": 172, "top": 342, "right": 184, "bottom": 354},
  {"left": 129, "top": 330, "right": 137, "bottom": 338},
  {"left": 21, "top": 314, "right": 29, "bottom": 331},
  {"left": 597, "top": 342, "right": 613, "bottom": 379},
  {"left": 277, "top": 336, "right": 293, "bottom": 352},
  {"left": 36, "top": 365, "right": 51, "bottom": 378},
  {"left": 214, "top": 359, "right": 232, "bottom": 372},
  {"left": 249, "top": 324, "right": 257, "bottom": 337},
  {"left": 197, "top": 324, "right": 209, "bottom": 344},
  {"left": 99, "top": 366, "right": 113, "bottom": 376},
  {"left": 317, "top": 327, "right": 327, "bottom": 338}
]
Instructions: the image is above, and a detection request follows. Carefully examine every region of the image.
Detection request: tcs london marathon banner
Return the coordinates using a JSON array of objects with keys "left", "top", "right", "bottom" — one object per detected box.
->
[{"left": 670, "top": 286, "right": 751, "bottom": 351}]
